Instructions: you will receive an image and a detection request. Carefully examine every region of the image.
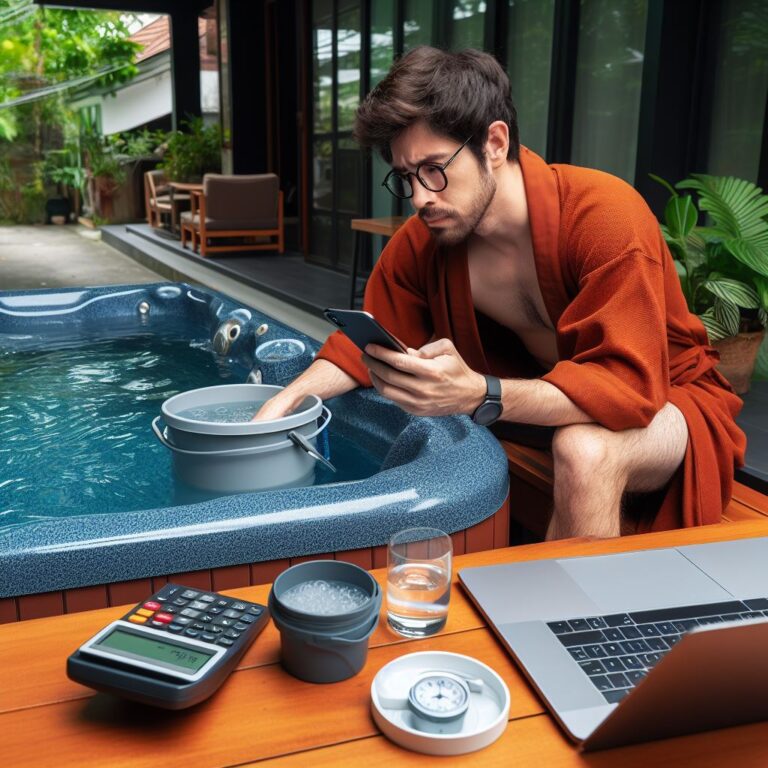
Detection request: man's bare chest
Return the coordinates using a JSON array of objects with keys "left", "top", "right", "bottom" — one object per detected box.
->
[{"left": 467, "top": 245, "right": 558, "bottom": 368}]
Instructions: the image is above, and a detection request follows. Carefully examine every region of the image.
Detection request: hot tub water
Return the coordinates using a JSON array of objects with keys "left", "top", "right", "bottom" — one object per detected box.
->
[{"left": 0, "top": 325, "right": 380, "bottom": 531}]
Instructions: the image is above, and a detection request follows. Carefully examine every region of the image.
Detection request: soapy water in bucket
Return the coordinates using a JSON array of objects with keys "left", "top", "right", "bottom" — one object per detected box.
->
[
  {"left": 176, "top": 401, "right": 269, "bottom": 423},
  {"left": 280, "top": 579, "right": 370, "bottom": 615}
]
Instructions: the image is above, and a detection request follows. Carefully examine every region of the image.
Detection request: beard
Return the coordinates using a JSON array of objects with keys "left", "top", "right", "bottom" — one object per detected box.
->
[{"left": 418, "top": 168, "right": 497, "bottom": 246}]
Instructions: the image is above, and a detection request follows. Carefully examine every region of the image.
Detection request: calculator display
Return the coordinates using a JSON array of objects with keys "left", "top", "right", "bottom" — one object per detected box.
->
[{"left": 96, "top": 628, "right": 215, "bottom": 672}]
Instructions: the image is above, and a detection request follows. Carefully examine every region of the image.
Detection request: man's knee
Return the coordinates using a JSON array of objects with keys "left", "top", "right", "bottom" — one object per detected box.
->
[{"left": 552, "top": 423, "right": 619, "bottom": 483}]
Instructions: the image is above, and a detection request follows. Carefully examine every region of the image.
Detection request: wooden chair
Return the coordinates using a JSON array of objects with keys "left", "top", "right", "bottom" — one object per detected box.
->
[
  {"left": 144, "top": 170, "right": 172, "bottom": 228},
  {"left": 180, "top": 173, "right": 284, "bottom": 257}
]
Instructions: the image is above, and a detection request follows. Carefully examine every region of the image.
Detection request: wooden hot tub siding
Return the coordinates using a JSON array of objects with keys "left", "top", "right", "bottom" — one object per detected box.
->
[{"left": 0, "top": 496, "right": 510, "bottom": 623}]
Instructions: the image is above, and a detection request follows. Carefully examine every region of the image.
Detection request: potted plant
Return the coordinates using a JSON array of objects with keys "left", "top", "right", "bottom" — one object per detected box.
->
[
  {"left": 653, "top": 173, "right": 768, "bottom": 393},
  {"left": 159, "top": 117, "right": 221, "bottom": 183},
  {"left": 81, "top": 130, "right": 125, "bottom": 221},
  {"left": 43, "top": 146, "right": 86, "bottom": 222}
]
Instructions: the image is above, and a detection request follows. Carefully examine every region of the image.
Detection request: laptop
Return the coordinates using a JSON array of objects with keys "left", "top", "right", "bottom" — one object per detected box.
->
[{"left": 459, "top": 536, "right": 768, "bottom": 751}]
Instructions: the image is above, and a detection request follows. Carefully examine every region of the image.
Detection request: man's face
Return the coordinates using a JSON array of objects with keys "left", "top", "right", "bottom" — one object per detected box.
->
[{"left": 389, "top": 121, "right": 496, "bottom": 246}]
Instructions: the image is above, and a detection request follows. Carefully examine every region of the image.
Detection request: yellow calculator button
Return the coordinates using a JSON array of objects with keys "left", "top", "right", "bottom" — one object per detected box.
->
[
  {"left": 136, "top": 608, "right": 154, "bottom": 618},
  {"left": 129, "top": 614, "right": 148, "bottom": 623}
]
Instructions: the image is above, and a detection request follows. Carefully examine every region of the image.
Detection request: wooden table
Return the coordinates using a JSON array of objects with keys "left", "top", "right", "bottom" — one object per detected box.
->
[
  {"left": 3, "top": 521, "right": 768, "bottom": 767},
  {"left": 349, "top": 216, "right": 409, "bottom": 308},
  {"left": 168, "top": 181, "right": 203, "bottom": 236}
]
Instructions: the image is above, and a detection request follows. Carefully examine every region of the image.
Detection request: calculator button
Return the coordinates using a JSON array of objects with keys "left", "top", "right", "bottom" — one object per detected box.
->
[
  {"left": 205, "top": 625, "right": 223, "bottom": 634},
  {"left": 199, "top": 595, "right": 215, "bottom": 603},
  {"left": 216, "top": 599, "right": 229, "bottom": 607},
  {"left": 234, "top": 622, "right": 248, "bottom": 631},
  {"left": 192, "top": 623, "right": 205, "bottom": 630},
  {"left": 239, "top": 614, "right": 256, "bottom": 624},
  {"left": 200, "top": 614, "right": 213, "bottom": 623},
  {"left": 174, "top": 616, "right": 193, "bottom": 626},
  {"left": 136, "top": 608, "right": 154, "bottom": 618},
  {"left": 189, "top": 600, "right": 209, "bottom": 611},
  {"left": 181, "top": 590, "right": 200, "bottom": 599},
  {"left": 225, "top": 630, "right": 242, "bottom": 639},
  {"left": 246, "top": 606, "right": 263, "bottom": 615},
  {"left": 150, "top": 621, "right": 168, "bottom": 629},
  {"left": 173, "top": 598, "right": 189, "bottom": 607},
  {"left": 231, "top": 602, "right": 247, "bottom": 611},
  {"left": 180, "top": 608, "right": 201, "bottom": 619},
  {"left": 129, "top": 614, "right": 148, "bottom": 624},
  {"left": 201, "top": 633, "right": 217, "bottom": 642},
  {"left": 184, "top": 629, "right": 200, "bottom": 638},
  {"left": 164, "top": 606, "right": 178, "bottom": 614},
  {"left": 214, "top": 617, "right": 235, "bottom": 628},
  {"left": 168, "top": 624, "right": 184, "bottom": 633},
  {"left": 217, "top": 637, "right": 235, "bottom": 647},
  {"left": 222, "top": 609, "right": 242, "bottom": 619},
  {"left": 143, "top": 601, "right": 162, "bottom": 611},
  {"left": 154, "top": 612, "right": 174, "bottom": 624},
  {"left": 208, "top": 606, "right": 223, "bottom": 615}
]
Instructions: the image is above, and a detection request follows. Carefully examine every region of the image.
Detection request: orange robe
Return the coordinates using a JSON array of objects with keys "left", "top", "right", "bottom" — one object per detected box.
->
[{"left": 317, "top": 146, "right": 747, "bottom": 531}]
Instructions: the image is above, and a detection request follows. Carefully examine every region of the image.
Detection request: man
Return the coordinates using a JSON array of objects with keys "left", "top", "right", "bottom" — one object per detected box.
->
[{"left": 257, "top": 46, "right": 745, "bottom": 539}]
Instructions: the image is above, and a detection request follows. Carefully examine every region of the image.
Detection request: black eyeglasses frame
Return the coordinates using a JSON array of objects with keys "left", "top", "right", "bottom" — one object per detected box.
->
[{"left": 381, "top": 136, "right": 474, "bottom": 200}]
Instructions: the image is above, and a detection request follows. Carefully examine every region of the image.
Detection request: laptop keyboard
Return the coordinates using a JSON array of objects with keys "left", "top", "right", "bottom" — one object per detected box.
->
[{"left": 547, "top": 598, "right": 768, "bottom": 704}]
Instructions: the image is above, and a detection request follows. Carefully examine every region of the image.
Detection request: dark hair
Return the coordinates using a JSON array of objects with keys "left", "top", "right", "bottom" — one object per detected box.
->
[{"left": 353, "top": 46, "right": 520, "bottom": 164}]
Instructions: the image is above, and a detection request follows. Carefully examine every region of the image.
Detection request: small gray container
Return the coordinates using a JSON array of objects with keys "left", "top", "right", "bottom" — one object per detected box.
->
[
  {"left": 152, "top": 384, "right": 331, "bottom": 493},
  {"left": 269, "top": 560, "right": 382, "bottom": 683}
]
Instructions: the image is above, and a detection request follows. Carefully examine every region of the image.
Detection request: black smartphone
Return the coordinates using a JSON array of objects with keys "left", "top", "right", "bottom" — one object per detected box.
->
[{"left": 323, "top": 308, "right": 407, "bottom": 353}]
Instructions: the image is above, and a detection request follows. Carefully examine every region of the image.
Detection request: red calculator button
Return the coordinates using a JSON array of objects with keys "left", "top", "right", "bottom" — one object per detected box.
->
[
  {"left": 154, "top": 612, "right": 174, "bottom": 623},
  {"left": 143, "top": 601, "right": 162, "bottom": 611}
]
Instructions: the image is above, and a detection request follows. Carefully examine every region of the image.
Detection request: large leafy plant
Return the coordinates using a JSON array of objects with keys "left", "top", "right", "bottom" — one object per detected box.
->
[
  {"left": 652, "top": 174, "right": 768, "bottom": 342},
  {"left": 159, "top": 117, "right": 221, "bottom": 183}
]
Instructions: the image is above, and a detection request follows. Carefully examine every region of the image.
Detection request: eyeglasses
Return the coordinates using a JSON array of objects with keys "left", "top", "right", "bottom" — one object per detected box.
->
[{"left": 381, "top": 136, "right": 473, "bottom": 199}]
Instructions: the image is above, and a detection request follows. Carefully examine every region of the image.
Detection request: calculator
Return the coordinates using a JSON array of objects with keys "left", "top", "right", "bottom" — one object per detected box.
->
[{"left": 67, "top": 583, "right": 269, "bottom": 709}]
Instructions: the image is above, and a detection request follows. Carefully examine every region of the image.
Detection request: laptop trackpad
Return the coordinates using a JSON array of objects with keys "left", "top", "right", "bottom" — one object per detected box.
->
[{"left": 557, "top": 549, "right": 731, "bottom": 613}]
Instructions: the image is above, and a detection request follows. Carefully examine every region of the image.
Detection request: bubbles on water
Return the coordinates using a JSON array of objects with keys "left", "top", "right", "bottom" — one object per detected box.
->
[
  {"left": 280, "top": 579, "right": 369, "bottom": 615},
  {"left": 176, "top": 402, "right": 266, "bottom": 423}
]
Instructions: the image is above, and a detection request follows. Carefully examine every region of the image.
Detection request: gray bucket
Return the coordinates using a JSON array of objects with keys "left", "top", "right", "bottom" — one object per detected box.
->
[
  {"left": 269, "top": 560, "right": 382, "bottom": 683},
  {"left": 152, "top": 384, "right": 333, "bottom": 493}
]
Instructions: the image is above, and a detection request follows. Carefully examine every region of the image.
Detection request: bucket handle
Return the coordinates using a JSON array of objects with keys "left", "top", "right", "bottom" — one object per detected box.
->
[
  {"left": 305, "top": 609, "right": 380, "bottom": 648},
  {"left": 151, "top": 406, "right": 332, "bottom": 460}
]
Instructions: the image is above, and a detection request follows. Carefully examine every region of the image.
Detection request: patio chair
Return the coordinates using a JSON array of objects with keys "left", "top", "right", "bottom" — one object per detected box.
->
[
  {"left": 180, "top": 173, "right": 284, "bottom": 257},
  {"left": 144, "top": 170, "right": 172, "bottom": 228},
  {"left": 144, "top": 169, "right": 192, "bottom": 233}
]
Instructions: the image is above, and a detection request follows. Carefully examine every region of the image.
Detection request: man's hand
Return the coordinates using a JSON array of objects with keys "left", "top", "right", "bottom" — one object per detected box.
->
[{"left": 362, "top": 338, "right": 486, "bottom": 417}]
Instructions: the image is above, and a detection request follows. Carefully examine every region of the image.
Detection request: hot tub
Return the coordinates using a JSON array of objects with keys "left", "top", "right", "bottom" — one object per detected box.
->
[{"left": 0, "top": 283, "right": 509, "bottom": 622}]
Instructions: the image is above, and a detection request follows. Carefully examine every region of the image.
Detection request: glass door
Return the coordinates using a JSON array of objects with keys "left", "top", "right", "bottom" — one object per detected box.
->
[{"left": 310, "top": 0, "right": 364, "bottom": 271}]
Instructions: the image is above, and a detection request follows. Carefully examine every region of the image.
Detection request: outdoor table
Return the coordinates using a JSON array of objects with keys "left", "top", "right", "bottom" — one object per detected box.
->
[
  {"left": 349, "top": 216, "right": 409, "bottom": 307},
  {"left": 3, "top": 520, "right": 768, "bottom": 766},
  {"left": 168, "top": 181, "right": 203, "bottom": 236}
]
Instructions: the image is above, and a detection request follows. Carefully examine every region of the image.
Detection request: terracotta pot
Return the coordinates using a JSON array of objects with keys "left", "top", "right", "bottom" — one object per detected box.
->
[{"left": 712, "top": 329, "right": 766, "bottom": 394}]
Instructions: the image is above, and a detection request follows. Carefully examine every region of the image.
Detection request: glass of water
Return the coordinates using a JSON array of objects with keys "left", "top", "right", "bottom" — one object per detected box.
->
[{"left": 387, "top": 527, "right": 452, "bottom": 638}]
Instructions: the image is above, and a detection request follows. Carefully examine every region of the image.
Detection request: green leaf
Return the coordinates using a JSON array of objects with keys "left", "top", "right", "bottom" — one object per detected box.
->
[
  {"left": 699, "top": 309, "right": 732, "bottom": 342},
  {"left": 649, "top": 173, "right": 677, "bottom": 198},
  {"left": 713, "top": 298, "right": 741, "bottom": 336},
  {"left": 755, "top": 275, "right": 768, "bottom": 312},
  {"left": 702, "top": 277, "right": 760, "bottom": 308},
  {"left": 664, "top": 195, "right": 697, "bottom": 239},
  {"left": 723, "top": 239, "right": 768, "bottom": 279}
]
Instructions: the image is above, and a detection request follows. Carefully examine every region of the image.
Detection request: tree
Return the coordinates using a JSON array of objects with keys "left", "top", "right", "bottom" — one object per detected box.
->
[{"left": 0, "top": 1, "right": 140, "bottom": 220}]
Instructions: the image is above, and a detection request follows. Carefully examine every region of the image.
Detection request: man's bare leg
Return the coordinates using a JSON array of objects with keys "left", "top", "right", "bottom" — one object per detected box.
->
[{"left": 546, "top": 403, "right": 688, "bottom": 540}]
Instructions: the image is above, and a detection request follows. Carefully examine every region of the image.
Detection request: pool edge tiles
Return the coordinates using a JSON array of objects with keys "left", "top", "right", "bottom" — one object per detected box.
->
[{"left": 0, "top": 283, "right": 511, "bottom": 600}]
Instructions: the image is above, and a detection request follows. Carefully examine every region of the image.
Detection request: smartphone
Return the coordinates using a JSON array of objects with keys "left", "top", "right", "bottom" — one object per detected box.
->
[{"left": 323, "top": 308, "right": 407, "bottom": 353}]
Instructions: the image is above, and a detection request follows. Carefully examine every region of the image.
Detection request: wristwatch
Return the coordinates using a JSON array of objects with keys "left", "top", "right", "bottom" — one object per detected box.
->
[{"left": 471, "top": 374, "right": 503, "bottom": 426}]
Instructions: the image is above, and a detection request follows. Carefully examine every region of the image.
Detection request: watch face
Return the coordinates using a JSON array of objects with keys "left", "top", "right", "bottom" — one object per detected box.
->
[
  {"left": 473, "top": 401, "right": 503, "bottom": 426},
  {"left": 409, "top": 674, "right": 469, "bottom": 718}
]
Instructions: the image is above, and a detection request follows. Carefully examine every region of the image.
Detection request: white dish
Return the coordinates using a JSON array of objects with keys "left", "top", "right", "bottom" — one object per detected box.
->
[{"left": 370, "top": 651, "right": 510, "bottom": 756}]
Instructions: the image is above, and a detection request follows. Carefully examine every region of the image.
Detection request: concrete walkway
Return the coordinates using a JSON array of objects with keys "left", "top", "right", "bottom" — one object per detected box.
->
[{"left": 0, "top": 224, "right": 164, "bottom": 291}]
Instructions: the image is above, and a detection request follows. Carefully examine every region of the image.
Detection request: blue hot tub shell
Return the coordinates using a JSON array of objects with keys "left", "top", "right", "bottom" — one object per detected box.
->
[{"left": 0, "top": 283, "right": 509, "bottom": 598}]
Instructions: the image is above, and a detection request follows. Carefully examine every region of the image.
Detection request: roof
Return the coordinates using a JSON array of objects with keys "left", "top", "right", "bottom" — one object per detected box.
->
[{"left": 131, "top": 15, "right": 217, "bottom": 71}]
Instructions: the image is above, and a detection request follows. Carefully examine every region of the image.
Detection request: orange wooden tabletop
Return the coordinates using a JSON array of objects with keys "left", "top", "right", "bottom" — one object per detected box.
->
[
  {"left": 3, "top": 521, "right": 768, "bottom": 767},
  {"left": 350, "top": 216, "right": 409, "bottom": 237}
]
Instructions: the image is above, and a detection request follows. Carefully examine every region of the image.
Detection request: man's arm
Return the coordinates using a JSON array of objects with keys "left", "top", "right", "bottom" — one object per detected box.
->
[
  {"left": 253, "top": 358, "right": 360, "bottom": 420},
  {"left": 363, "top": 338, "right": 593, "bottom": 427}
]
